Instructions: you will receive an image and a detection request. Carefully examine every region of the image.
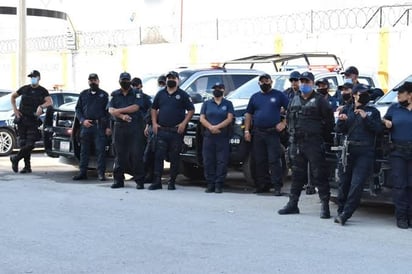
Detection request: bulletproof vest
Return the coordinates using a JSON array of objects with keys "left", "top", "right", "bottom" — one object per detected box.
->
[
  {"left": 287, "top": 92, "right": 323, "bottom": 135},
  {"left": 19, "top": 86, "right": 45, "bottom": 117}
]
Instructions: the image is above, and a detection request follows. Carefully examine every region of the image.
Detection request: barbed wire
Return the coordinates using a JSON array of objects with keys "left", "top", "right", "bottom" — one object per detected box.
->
[{"left": 0, "top": 5, "right": 411, "bottom": 53}]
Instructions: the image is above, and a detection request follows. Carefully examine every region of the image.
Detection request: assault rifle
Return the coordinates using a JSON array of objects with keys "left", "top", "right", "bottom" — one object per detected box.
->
[{"left": 331, "top": 134, "right": 349, "bottom": 172}]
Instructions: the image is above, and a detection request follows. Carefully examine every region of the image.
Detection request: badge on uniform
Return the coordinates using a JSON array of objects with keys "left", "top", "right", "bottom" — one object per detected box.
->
[
  {"left": 222, "top": 105, "right": 227, "bottom": 111},
  {"left": 176, "top": 95, "right": 181, "bottom": 100},
  {"left": 270, "top": 97, "right": 276, "bottom": 103},
  {"left": 136, "top": 93, "right": 141, "bottom": 99}
]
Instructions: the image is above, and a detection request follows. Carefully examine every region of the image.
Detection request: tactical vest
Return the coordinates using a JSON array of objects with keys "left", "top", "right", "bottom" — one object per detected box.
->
[
  {"left": 19, "top": 86, "right": 45, "bottom": 117},
  {"left": 287, "top": 92, "right": 324, "bottom": 136}
]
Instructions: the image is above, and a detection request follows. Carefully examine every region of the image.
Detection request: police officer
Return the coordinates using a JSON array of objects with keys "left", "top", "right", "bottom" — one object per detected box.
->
[
  {"left": 149, "top": 71, "right": 195, "bottom": 190},
  {"left": 199, "top": 83, "right": 234, "bottom": 193},
  {"left": 278, "top": 71, "right": 334, "bottom": 218},
  {"left": 382, "top": 81, "right": 412, "bottom": 229},
  {"left": 316, "top": 78, "right": 339, "bottom": 111},
  {"left": 283, "top": 71, "right": 301, "bottom": 100},
  {"left": 73, "top": 73, "right": 111, "bottom": 181},
  {"left": 334, "top": 84, "right": 383, "bottom": 225},
  {"left": 157, "top": 75, "right": 166, "bottom": 89},
  {"left": 108, "top": 72, "right": 145, "bottom": 189},
  {"left": 10, "top": 70, "right": 53, "bottom": 173},
  {"left": 131, "top": 77, "right": 152, "bottom": 184},
  {"left": 244, "top": 74, "right": 289, "bottom": 196}
]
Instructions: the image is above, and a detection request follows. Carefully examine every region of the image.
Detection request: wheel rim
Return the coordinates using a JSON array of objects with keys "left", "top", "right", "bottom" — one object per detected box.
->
[{"left": 0, "top": 131, "right": 13, "bottom": 154}]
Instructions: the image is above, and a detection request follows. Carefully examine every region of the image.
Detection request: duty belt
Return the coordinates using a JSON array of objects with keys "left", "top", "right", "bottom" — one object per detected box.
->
[
  {"left": 347, "top": 140, "right": 371, "bottom": 146},
  {"left": 254, "top": 127, "right": 277, "bottom": 133},
  {"left": 159, "top": 126, "right": 178, "bottom": 133}
]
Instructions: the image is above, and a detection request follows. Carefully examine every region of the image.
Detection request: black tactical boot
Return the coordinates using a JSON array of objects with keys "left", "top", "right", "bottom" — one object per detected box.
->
[
  {"left": 148, "top": 176, "right": 162, "bottom": 190},
  {"left": 167, "top": 180, "right": 176, "bottom": 190},
  {"left": 20, "top": 158, "right": 32, "bottom": 173},
  {"left": 110, "top": 180, "right": 124, "bottom": 189},
  {"left": 320, "top": 200, "right": 331, "bottom": 219},
  {"left": 215, "top": 183, "right": 223, "bottom": 194},
  {"left": 396, "top": 218, "right": 409, "bottom": 229},
  {"left": 205, "top": 184, "right": 215, "bottom": 193},
  {"left": 334, "top": 213, "right": 348, "bottom": 225},
  {"left": 10, "top": 156, "right": 19, "bottom": 173},
  {"left": 278, "top": 196, "right": 300, "bottom": 215}
]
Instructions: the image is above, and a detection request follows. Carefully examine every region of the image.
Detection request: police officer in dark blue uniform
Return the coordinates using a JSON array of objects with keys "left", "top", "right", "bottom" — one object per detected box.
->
[
  {"left": 244, "top": 74, "right": 289, "bottom": 196},
  {"left": 10, "top": 70, "right": 53, "bottom": 173},
  {"left": 73, "top": 73, "right": 111, "bottom": 181},
  {"left": 108, "top": 72, "right": 144, "bottom": 189},
  {"left": 316, "top": 78, "right": 339, "bottom": 111},
  {"left": 383, "top": 81, "right": 412, "bottom": 229},
  {"left": 131, "top": 77, "right": 152, "bottom": 184},
  {"left": 334, "top": 84, "right": 383, "bottom": 225},
  {"left": 283, "top": 71, "right": 301, "bottom": 101},
  {"left": 278, "top": 71, "right": 334, "bottom": 218},
  {"left": 199, "top": 83, "right": 234, "bottom": 193},
  {"left": 149, "top": 71, "right": 195, "bottom": 190}
]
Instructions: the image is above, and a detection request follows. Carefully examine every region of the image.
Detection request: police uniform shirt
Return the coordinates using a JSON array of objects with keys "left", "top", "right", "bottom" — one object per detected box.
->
[
  {"left": 151, "top": 88, "right": 195, "bottom": 127},
  {"left": 76, "top": 88, "right": 109, "bottom": 124},
  {"left": 384, "top": 103, "right": 412, "bottom": 143},
  {"left": 335, "top": 104, "right": 382, "bottom": 143},
  {"left": 133, "top": 88, "right": 152, "bottom": 123},
  {"left": 17, "top": 84, "right": 49, "bottom": 117},
  {"left": 109, "top": 89, "right": 143, "bottom": 123},
  {"left": 200, "top": 98, "right": 234, "bottom": 136},
  {"left": 246, "top": 89, "right": 289, "bottom": 128}
]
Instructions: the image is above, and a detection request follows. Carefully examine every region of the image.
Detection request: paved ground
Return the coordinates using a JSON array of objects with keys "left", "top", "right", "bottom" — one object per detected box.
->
[{"left": 0, "top": 152, "right": 410, "bottom": 274}]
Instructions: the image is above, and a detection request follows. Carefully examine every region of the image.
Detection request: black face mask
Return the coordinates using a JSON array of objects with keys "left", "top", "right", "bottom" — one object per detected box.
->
[
  {"left": 166, "top": 80, "right": 177, "bottom": 88},
  {"left": 399, "top": 100, "right": 410, "bottom": 107},
  {"left": 357, "top": 92, "right": 370, "bottom": 105},
  {"left": 213, "top": 90, "right": 224, "bottom": 98},
  {"left": 260, "top": 83, "right": 272, "bottom": 92},
  {"left": 317, "top": 88, "right": 328, "bottom": 95},
  {"left": 89, "top": 83, "right": 99, "bottom": 91},
  {"left": 342, "top": 93, "right": 352, "bottom": 102},
  {"left": 120, "top": 81, "right": 131, "bottom": 90}
]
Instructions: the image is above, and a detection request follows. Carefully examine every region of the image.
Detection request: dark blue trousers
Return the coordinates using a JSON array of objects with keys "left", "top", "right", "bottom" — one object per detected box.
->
[
  {"left": 252, "top": 129, "right": 282, "bottom": 190},
  {"left": 289, "top": 139, "right": 330, "bottom": 201},
  {"left": 79, "top": 125, "right": 106, "bottom": 175},
  {"left": 390, "top": 149, "right": 412, "bottom": 219},
  {"left": 337, "top": 145, "right": 374, "bottom": 218},
  {"left": 202, "top": 135, "right": 230, "bottom": 186},
  {"left": 154, "top": 129, "right": 183, "bottom": 181}
]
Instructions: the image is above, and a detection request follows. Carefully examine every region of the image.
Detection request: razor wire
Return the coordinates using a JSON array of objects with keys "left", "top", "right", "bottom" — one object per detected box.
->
[{"left": 0, "top": 5, "right": 412, "bottom": 53}]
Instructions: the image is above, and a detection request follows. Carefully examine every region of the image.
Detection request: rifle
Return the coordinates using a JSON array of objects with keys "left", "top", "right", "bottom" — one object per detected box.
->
[{"left": 331, "top": 134, "right": 349, "bottom": 172}]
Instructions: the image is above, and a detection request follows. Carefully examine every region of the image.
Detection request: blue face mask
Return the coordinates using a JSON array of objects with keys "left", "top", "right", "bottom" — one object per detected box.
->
[
  {"left": 344, "top": 78, "right": 353, "bottom": 84},
  {"left": 300, "top": 84, "right": 312, "bottom": 94},
  {"left": 31, "top": 77, "right": 39, "bottom": 85}
]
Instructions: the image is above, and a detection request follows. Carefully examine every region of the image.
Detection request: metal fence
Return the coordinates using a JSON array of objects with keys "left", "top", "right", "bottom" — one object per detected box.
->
[{"left": 1, "top": 5, "right": 412, "bottom": 53}]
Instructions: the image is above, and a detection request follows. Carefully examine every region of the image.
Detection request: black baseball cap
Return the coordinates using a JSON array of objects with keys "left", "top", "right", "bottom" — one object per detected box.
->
[
  {"left": 166, "top": 71, "right": 179, "bottom": 79},
  {"left": 352, "top": 84, "right": 370, "bottom": 94},
  {"left": 393, "top": 81, "right": 412, "bottom": 93},
  {"left": 27, "top": 70, "right": 41, "bottom": 78},
  {"left": 315, "top": 78, "right": 329, "bottom": 88},
  {"left": 338, "top": 82, "right": 354, "bottom": 90},
  {"left": 212, "top": 82, "right": 225, "bottom": 89},
  {"left": 88, "top": 73, "right": 99, "bottom": 80},
  {"left": 258, "top": 73, "right": 271, "bottom": 81},
  {"left": 131, "top": 77, "right": 142, "bottom": 86},
  {"left": 344, "top": 66, "right": 359, "bottom": 76},
  {"left": 289, "top": 71, "right": 301, "bottom": 81},
  {"left": 157, "top": 75, "right": 166, "bottom": 84},
  {"left": 119, "top": 72, "right": 131, "bottom": 80},
  {"left": 299, "top": 71, "right": 314, "bottom": 82}
]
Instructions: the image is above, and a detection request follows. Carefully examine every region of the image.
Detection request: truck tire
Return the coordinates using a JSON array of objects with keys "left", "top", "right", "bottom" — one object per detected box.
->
[
  {"left": 242, "top": 153, "right": 255, "bottom": 186},
  {"left": 0, "top": 128, "right": 16, "bottom": 156},
  {"left": 180, "top": 161, "right": 204, "bottom": 180}
]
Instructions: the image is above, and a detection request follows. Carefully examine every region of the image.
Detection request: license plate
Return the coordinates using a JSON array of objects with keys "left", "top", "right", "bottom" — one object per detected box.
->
[
  {"left": 184, "top": 136, "right": 193, "bottom": 147},
  {"left": 60, "top": 141, "right": 70, "bottom": 152}
]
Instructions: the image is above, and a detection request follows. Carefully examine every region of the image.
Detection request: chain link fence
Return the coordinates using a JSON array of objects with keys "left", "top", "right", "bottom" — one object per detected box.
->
[{"left": 1, "top": 5, "right": 412, "bottom": 53}]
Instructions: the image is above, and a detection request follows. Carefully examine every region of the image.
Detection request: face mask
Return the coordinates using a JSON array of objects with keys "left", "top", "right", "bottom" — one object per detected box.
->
[
  {"left": 317, "top": 88, "right": 328, "bottom": 95},
  {"left": 357, "top": 92, "right": 370, "bottom": 105},
  {"left": 213, "top": 90, "right": 224, "bottom": 98},
  {"left": 300, "top": 84, "right": 312, "bottom": 94},
  {"left": 399, "top": 100, "right": 410, "bottom": 107},
  {"left": 31, "top": 77, "right": 39, "bottom": 86},
  {"left": 342, "top": 93, "right": 352, "bottom": 102},
  {"left": 344, "top": 78, "right": 353, "bottom": 84},
  {"left": 120, "top": 81, "right": 131, "bottom": 90},
  {"left": 166, "top": 80, "right": 177, "bottom": 88},
  {"left": 89, "top": 83, "right": 99, "bottom": 91},
  {"left": 260, "top": 83, "right": 272, "bottom": 93}
]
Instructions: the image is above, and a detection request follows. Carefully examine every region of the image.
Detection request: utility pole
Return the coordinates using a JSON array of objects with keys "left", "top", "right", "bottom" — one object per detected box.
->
[{"left": 18, "top": 0, "right": 27, "bottom": 86}]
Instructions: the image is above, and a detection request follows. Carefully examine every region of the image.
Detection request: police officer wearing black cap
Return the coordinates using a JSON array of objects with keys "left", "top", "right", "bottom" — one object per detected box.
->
[
  {"left": 334, "top": 84, "right": 383, "bottom": 225},
  {"left": 73, "top": 73, "right": 111, "bottom": 181},
  {"left": 10, "top": 70, "right": 53, "bottom": 173},
  {"left": 244, "top": 74, "right": 289, "bottom": 196},
  {"left": 149, "top": 71, "right": 195, "bottom": 190},
  {"left": 278, "top": 71, "right": 334, "bottom": 218},
  {"left": 108, "top": 72, "right": 145, "bottom": 189},
  {"left": 200, "top": 83, "right": 234, "bottom": 193},
  {"left": 283, "top": 71, "right": 301, "bottom": 100},
  {"left": 316, "top": 78, "right": 339, "bottom": 111},
  {"left": 382, "top": 81, "right": 412, "bottom": 229}
]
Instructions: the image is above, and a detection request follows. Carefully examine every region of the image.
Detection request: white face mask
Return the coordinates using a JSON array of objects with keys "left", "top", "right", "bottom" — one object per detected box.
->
[{"left": 344, "top": 78, "right": 353, "bottom": 84}]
